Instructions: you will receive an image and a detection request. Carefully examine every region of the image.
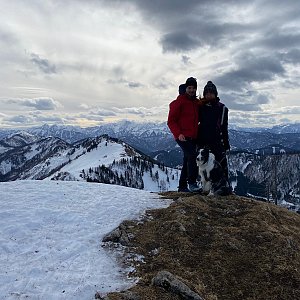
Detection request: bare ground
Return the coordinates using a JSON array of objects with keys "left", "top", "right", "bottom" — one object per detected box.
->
[{"left": 100, "top": 192, "right": 300, "bottom": 300}]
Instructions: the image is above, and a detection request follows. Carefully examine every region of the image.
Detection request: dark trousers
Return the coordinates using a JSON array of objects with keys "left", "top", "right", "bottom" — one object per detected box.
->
[{"left": 176, "top": 139, "right": 198, "bottom": 188}]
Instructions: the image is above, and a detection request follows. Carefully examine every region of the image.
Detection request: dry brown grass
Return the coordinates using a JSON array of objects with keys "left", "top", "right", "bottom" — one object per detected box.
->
[{"left": 103, "top": 193, "right": 300, "bottom": 300}]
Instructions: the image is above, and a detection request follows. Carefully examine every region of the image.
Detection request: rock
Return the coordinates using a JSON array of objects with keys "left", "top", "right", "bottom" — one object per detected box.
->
[
  {"left": 102, "top": 223, "right": 132, "bottom": 246},
  {"left": 152, "top": 270, "right": 203, "bottom": 300}
]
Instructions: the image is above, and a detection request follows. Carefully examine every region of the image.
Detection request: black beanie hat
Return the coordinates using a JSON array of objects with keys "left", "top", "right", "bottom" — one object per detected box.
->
[
  {"left": 185, "top": 77, "right": 197, "bottom": 89},
  {"left": 178, "top": 84, "right": 186, "bottom": 95},
  {"left": 203, "top": 81, "right": 218, "bottom": 97}
]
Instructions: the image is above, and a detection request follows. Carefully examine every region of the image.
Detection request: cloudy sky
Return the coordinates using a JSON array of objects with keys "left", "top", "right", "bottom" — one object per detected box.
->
[{"left": 1, "top": 0, "right": 300, "bottom": 129}]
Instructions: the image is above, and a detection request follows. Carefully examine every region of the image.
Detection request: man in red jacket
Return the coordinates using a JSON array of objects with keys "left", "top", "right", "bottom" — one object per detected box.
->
[{"left": 167, "top": 77, "right": 201, "bottom": 192}]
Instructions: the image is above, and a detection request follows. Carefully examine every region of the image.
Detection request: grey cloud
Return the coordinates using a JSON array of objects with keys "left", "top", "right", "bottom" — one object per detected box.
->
[
  {"left": 111, "top": 106, "right": 154, "bottom": 116},
  {"left": 181, "top": 55, "right": 190, "bottom": 65},
  {"left": 281, "top": 49, "right": 300, "bottom": 64},
  {"left": 92, "top": 109, "right": 117, "bottom": 117},
  {"left": 259, "top": 31, "right": 300, "bottom": 50},
  {"left": 23, "top": 98, "right": 60, "bottom": 110},
  {"left": 159, "top": 19, "right": 253, "bottom": 53},
  {"left": 215, "top": 54, "right": 285, "bottom": 91},
  {"left": 278, "top": 117, "right": 294, "bottom": 124},
  {"left": 107, "top": 78, "right": 143, "bottom": 88},
  {"left": 128, "top": 81, "right": 143, "bottom": 88},
  {"left": 153, "top": 77, "right": 172, "bottom": 90},
  {"left": 5, "top": 115, "right": 32, "bottom": 124},
  {"left": 0, "top": 28, "right": 19, "bottom": 46},
  {"left": 111, "top": 65, "right": 125, "bottom": 77},
  {"left": 100, "top": 0, "right": 300, "bottom": 102},
  {"left": 227, "top": 102, "right": 263, "bottom": 111},
  {"left": 230, "top": 115, "right": 278, "bottom": 127},
  {"left": 101, "top": 1, "right": 254, "bottom": 52},
  {"left": 275, "top": 106, "right": 300, "bottom": 114},
  {"left": 160, "top": 32, "right": 200, "bottom": 53},
  {"left": 30, "top": 53, "right": 57, "bottom": 74},
  {"left": 154, "top": 83, "right": 169, "bottom": 89},
  {"left": 4, "top": 113, "right": 65, "bottom": 126},
  {"left": 221, "top": 90, "right": 272, "bottom": 111},
  {"left": 7, "top": 98, "right": 60, "bottom": 110},
  {"left": 32, "top": 114, "right": 64, "bottom": 123}
]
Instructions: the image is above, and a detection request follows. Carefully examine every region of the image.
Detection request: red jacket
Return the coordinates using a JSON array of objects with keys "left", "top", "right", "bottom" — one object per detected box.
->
[{"left": 167, "top": 94, "right": 199, "bottom": 140}]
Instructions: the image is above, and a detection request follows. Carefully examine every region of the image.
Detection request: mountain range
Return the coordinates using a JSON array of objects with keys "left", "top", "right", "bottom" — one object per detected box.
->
[
  {"left": 0, "top": 121, "right": 299, "bottom": 209},
  {"left": 1, "top": 121, "right": 300, "bottom": 155}
]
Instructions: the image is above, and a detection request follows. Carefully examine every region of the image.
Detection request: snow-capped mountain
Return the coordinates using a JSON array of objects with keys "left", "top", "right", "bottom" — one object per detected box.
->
[
  {"left": 0, "top": 136, "right": 70, "bottom": 181},
  {"left": 26, "top": 121, "right": 174, "bottom": 155},
  {"left": 0, "top": 131, "right": 41, "bottom": 155},
  {"left": 229, "top": 130, "right": 300, "bottom": 153},
  {"left": 0, "top": 122, "right": 299, "bottom": 204},
  {"left": 1, "top": 122, "right": 300, "bottom": 158},
  {"left": 234, "top": 123, "right": 300, "bottom": 134},
  {"left": 28, "top": 124, "right": 88, "bottom": 143},
  {"left": 0, "top": 134, "right": 178, "bottom": 192},
  {"left": 2, "top": 131, "right": 40, "bottom": 147}
]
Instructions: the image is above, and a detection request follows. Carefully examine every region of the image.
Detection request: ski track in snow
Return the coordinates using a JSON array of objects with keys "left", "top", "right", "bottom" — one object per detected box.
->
[{"left": 0, "top": 181, "right": 171, "bottom": 300}]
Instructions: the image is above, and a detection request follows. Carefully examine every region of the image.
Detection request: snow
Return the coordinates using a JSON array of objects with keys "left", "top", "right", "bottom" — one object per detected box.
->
[
  {"left": 24, "top": 145, "right": 40, "bottom": 160},
  {"left": 0, "top": 181, "right": 172, "bottom": 299},
  {"left": 0, "top": 145, "right": 10, "bottom": 154},
  {"left": 44, "top": 139, "right": 179, "bottom": 192},
  {"left": 58, "top": 141, "right": 127, "bottom": 177}
]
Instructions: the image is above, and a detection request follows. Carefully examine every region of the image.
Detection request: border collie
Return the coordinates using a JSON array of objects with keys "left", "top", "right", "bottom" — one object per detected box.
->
[{"left": 196, "top": 148, "right": 231, "bottom": 196}]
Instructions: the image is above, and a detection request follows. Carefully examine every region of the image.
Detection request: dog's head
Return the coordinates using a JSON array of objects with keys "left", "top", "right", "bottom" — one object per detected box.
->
[
  {"left": 196, "top": 148, "right": 215, "bottom": 166},
  {"left": 196, "top": 148, "right": 210, "bottom": 165}
]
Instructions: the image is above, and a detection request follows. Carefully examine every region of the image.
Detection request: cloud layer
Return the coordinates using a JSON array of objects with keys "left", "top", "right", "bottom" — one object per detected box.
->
[{"left": 0, "top": 0, "right": 299, "bottom": 128}]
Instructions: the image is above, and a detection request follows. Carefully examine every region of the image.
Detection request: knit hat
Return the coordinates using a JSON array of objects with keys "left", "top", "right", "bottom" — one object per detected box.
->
[
  {"left": 203, "top": 81, "right": 218, "bottom": 97},
  {"left": 178, "top": 84, "right": 186, "bottom": 95},
  {"left": 185, "top": 77, "right": 197, "bottom": 89}
]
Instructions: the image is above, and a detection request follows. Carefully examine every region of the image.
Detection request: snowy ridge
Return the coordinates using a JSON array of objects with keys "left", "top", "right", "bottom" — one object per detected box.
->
[
  {"left": 1, "top": 122, "right": 300, "bottom": 157},
  {"left": 0, "top": 135, "right": 179, "bottom": 192},
  {"left": 48, "top": 136, "right": 179, "bottom": 192},
  {"left": 0, "top": 137, "right": 70, "bottom": 181},
  {"left": 3, "top": 131, "right": 40, "bottom": 147}
]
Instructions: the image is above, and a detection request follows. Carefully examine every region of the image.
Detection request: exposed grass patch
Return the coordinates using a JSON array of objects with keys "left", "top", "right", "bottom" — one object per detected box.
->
[{"left": 103, "top": 193, "right": 300, "bottom": 300}]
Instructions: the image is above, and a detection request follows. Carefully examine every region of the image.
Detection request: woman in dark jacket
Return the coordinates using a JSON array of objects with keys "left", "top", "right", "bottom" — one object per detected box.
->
[{"left": 198, "top": 81, "right": 230, "bottom": 181}]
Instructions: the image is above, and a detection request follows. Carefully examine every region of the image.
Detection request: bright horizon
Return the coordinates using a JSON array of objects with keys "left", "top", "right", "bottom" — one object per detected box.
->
[{"left": 1, "top": 1, "right": 300, "bottom": 129}]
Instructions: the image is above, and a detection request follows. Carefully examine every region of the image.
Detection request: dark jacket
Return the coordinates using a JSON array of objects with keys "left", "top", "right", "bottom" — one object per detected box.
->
[
  {"left": 197, "top": 98, "right": 230, "bottom": 150},
  {"left": 167, "top": 94, "right": 199, "bottom": 140}
]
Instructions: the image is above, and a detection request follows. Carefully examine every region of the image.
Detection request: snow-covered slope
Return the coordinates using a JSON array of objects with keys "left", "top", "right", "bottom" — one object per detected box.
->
[
  {"left": 47, "top": 136, "right": 179, "bottom": 192},
  {"left": 0, "top": 131, "right": 41, "bottom": 155},
  {"left": 0, "top": 136, "right": 70, "bottom": 181},
  {"left": 0, "top": 135, "right": 179, "bottom": 192},
  {"left": 0, "top": 180, "right": 172, "bottom": 300}
]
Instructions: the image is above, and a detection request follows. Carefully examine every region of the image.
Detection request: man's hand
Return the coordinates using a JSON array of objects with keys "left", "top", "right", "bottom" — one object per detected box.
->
[{"left": 178, "top": 134, "right": 186, "bottom": 141}]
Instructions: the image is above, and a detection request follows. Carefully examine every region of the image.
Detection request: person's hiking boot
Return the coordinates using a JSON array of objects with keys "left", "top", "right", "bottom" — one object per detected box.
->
[
  {"left": 178, "top": 187, "right": 190, "bottom": 193},
  {"left": 188, "top": 183, "right": 202, "bottom": 193}
]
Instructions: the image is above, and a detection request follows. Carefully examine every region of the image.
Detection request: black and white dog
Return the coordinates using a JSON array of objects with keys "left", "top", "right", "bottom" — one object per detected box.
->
[{"left": 196, "top": 148, "right": 231, "bottom": 196}]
